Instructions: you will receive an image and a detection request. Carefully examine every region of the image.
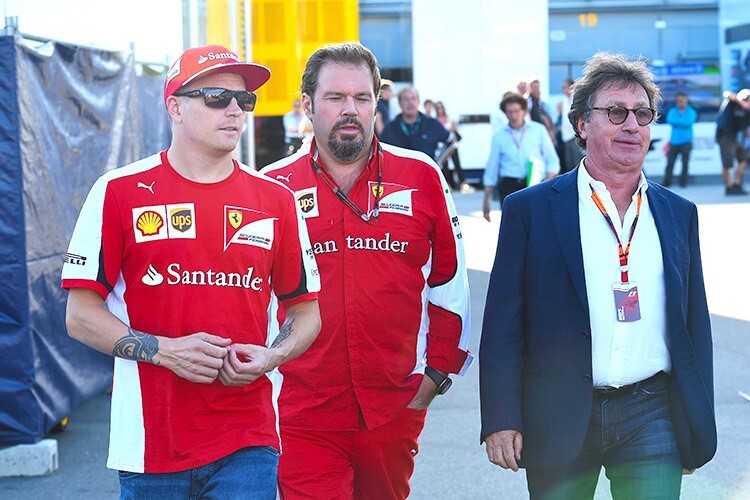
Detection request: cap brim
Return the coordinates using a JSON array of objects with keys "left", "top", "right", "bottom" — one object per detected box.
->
[{"left": 182, "top": 62, "right": 272, "bottom": 93}]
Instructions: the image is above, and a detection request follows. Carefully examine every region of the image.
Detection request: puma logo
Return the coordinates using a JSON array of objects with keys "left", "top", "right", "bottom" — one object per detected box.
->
[
  {"left": 276, "top": 173, "right": 293, "bottom": 182},
  {"left": 137, "top": 181, "right": 155, "bottom": 194}
]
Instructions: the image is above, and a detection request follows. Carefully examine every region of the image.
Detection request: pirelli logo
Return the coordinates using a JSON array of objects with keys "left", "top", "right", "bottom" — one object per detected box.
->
[{"left": 64, "top": 253, "right": 87, "bottom": 266}]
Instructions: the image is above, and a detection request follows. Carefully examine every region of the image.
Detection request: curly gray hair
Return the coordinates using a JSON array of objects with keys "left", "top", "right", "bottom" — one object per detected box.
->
[{"left": 569, "top": 52, "right": 661, "bottom": 149}]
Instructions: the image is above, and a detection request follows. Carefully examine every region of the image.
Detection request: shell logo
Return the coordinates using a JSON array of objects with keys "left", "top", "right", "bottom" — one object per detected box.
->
[{"left": 136, "top": 211, "right": 164, "bottom": 236}]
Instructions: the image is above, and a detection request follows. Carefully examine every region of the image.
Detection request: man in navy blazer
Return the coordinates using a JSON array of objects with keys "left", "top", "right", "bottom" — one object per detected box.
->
[{"left": 479, "top": 53, "right": 716, "bottom": 499}]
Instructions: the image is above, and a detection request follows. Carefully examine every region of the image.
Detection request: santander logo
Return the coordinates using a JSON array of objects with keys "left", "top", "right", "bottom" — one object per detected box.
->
[
  {"left": 198, "top": 52, "right": 240, "bottom": 64},
  {"left": 142, "top": 264, "right": 164, "bottom": 286},
  {"left": 140, "top": 263, "right": 264, "bottom": 291}
]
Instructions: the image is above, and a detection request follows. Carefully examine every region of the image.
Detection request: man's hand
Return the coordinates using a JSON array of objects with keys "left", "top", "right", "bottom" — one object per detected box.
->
[
  {"left": 406, "top": 372, "right": 439, "bottom": 410},
  {"left": 483, "top": 199, "right": 492, "bottom": 222},
  {"left": 485, "top": 430, "right": 523, "bottom": 472},
  {"left": 154, "top": 333, "right": 231, "bottom": 384},
  {"left": 217, "top": 344, "right": 282, "bottom": 386},
  {"left": 66, "top": 289, "right": 231, "bottom": 384},
  {"left": 483, "top": 185, "right": 494, "bottom": 222},
  {"left": 218, "top": 300, "right": 321, "bottom": 387}
]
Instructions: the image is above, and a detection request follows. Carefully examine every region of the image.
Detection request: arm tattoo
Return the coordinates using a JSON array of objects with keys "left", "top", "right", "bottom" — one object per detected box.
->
[
  {"left": 271, "top": 318, "right": 295, "bottom": 349},
  {"left": 113, "top": 328, "right": 159, "bottom": 363}
]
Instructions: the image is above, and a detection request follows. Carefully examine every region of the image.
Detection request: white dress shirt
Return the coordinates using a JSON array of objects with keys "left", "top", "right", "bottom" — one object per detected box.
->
[{"left": 577, "top": 165, "right": 671, "bottom": 387}]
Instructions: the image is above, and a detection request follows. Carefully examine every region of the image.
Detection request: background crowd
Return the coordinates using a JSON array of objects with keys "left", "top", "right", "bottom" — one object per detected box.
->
[{"left": 373, "top": 75, "right": 750, "bottom": 199}]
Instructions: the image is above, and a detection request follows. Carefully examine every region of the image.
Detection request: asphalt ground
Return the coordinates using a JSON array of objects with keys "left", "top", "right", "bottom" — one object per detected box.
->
[{"left": 1, "top": 179, "right": 748, "bottom": 499}]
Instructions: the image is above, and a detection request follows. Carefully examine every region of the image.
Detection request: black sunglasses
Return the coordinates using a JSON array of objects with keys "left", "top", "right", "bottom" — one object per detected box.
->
[
  {"left": 591, "top": 106, "right": 656, "bottom": 126},
  {"left": 173, "top": 87, "right": 257, "bottom": 112}
]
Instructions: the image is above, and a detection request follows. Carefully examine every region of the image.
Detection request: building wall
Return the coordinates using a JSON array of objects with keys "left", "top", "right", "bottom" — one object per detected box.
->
[
  {"left": 358, "top": 0, "right": 733, "bottom": 174},
  {"left": 359, "top": 0, "right": 413, "bottom": 81},
  {"left": 550, "top": 5, "right": 719, "bottom": 92},
  {"left": 360, "top": 1, "right": 721, "bottom": 101},
  {"left": 719, "top": 0, "right": 750, "bottom": 91},
  {"left": 412, "top": 0, "right": 549, "bottom": 116}
]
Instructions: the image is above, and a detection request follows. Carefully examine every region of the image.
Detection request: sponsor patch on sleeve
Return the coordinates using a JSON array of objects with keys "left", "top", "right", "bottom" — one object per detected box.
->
[{"left": 64, "top": 253, "right": 87, "bottom": 266}]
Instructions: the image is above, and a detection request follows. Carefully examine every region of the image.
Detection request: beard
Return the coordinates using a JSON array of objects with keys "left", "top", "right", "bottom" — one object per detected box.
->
[{"left": 328, "top": 118, "right": 366, "bottom": 163}]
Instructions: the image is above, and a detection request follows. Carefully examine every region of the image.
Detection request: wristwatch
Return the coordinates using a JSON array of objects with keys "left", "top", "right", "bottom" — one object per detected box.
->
[{"left": 424, "top": 366, "right": 453, "bottom": 395}]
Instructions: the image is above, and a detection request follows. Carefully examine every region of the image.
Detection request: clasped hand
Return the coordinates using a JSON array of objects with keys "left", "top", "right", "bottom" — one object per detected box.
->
[
  {"left": 158, "top": 333, "right": 277, "bottom": 386},
  {"left": 217, "top": 344, "right": 282, "bottom": 386}
]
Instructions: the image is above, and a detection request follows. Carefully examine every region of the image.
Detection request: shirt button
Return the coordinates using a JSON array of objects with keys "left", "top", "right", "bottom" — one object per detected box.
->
[{"left": 581, "top": 331, "right": 590, "bottom": 338}]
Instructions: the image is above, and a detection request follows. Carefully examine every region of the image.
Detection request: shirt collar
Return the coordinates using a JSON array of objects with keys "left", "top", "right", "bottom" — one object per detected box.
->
[
  {"left": 577, "top": 162, "right": 649, "bottom": 201},
  {"left": 504, "top": 122, "right": 527, "bottom": 133}
]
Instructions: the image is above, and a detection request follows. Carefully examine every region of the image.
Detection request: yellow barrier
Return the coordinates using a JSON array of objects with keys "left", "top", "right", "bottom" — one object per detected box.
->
[{"left": 206, "top": 0, "right": 359, "bottom": 117}]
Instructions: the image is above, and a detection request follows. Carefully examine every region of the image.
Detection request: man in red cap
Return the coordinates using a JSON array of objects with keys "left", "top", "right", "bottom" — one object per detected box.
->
[{"left": 62, "top": 44, "right": 321, "bottom": 499}]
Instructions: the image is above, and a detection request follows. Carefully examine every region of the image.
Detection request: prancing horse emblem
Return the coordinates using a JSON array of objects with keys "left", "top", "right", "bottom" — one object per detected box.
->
[{"left": 228, "top": 210, "right": 243, "bottom": 229}]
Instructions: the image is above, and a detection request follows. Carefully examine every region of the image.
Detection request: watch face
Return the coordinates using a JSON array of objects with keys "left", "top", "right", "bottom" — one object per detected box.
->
[{"left": 436, "top": 377, "right": 453, "bottom": 395}]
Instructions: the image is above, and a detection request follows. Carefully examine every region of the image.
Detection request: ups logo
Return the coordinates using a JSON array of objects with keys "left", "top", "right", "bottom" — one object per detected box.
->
[
  {"left": 297, "top": 192, "right": 316, "bottom": 213},
  {"left": 170, "top": 208, "right": 193, "bottom": 232}
]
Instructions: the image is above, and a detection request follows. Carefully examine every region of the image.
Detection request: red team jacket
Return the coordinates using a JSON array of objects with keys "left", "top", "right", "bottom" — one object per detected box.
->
[
  {"left": 262, "top": 137, "right": 472, "bottom": 431},
  {"left": 61, "top": 150, "right": 319, "bottom": 473}
]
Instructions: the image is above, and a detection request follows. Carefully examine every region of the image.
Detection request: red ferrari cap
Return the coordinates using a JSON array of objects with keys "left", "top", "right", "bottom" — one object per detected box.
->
[{"left": 164, "top": 44, "right": 271, "bottom": 103}]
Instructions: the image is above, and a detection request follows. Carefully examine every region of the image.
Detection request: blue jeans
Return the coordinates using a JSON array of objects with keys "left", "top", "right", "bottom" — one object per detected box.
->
[
  {"left": 118, "top": 446, "right": 279, "bottom": 500},
  {"left": 525, "top": 372, "right": 682, "bottom": 500}
]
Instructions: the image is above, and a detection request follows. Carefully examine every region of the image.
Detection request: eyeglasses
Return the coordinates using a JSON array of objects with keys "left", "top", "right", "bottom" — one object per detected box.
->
[
  {"left": 591, "top": 106, "right": 655, "bottom": 126},
  {"left": 173, "top": 87, "right": 257, "bottom": 112}
]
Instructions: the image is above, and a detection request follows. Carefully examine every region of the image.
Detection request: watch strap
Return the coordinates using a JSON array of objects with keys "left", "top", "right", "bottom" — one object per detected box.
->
[{"left": 424, "top": 366, "right": 452, "bottom": 395}]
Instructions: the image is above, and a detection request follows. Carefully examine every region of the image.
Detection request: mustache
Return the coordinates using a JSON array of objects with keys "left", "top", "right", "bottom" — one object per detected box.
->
[{"left": 333, "top": 117, "right": 364, "bottom": 134}]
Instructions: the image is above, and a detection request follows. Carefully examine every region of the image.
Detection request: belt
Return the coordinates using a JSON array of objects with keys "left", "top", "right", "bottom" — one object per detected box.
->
[{"left": 593, "top": 371, "right": 666, "bottom": 400}]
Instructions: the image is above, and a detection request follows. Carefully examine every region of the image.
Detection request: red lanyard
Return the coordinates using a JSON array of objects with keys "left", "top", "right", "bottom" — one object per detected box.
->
[
  {"left": 310, "top": 144, "right": 383, "bottom": 222},
  {"left": 589, "top": 186, "right": 642, "bottom": 283},
  {"left": 507, "top": 125, "right": 526, "bottom": 150}
]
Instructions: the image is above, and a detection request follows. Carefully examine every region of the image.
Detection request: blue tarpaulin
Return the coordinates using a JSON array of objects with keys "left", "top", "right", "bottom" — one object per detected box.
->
[{"left": 0, "top": 35, "right": 170, "bottom": 445}]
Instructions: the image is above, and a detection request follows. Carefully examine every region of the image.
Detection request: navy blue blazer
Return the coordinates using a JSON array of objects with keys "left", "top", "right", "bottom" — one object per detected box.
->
[{"left": 479, "top": 168, "right": 716, "bottom": 470}]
